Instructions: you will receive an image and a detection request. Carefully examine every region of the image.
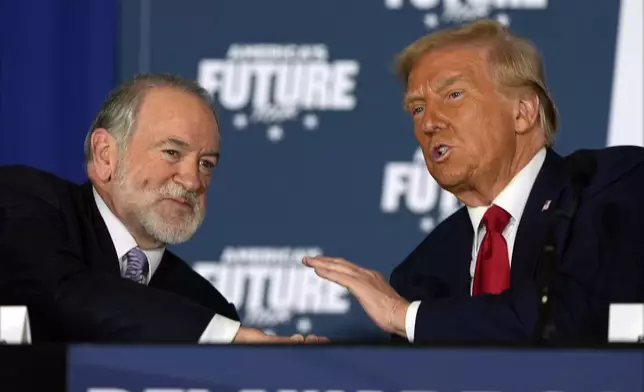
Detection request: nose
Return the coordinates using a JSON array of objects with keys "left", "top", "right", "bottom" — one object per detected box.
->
[
  {"left": 421, "top": 109, "right": 445, "bottom": 135},
  {"left": 173, "top": 161, "right": 201, "bottom": 192}
]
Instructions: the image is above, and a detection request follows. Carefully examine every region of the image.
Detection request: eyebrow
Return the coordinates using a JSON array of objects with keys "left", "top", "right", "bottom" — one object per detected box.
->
[
  {"left": 434, "top": 74, "right": 465, "bottom": 92},
  {"left": 402, "top": 74, "right": 465, "bottom": 108},
  {"left": 402, "top": 91, "right": 424, "bottom": 109},
  {"left": 158, "top": 137, "right": 220, "bottom": 159}
]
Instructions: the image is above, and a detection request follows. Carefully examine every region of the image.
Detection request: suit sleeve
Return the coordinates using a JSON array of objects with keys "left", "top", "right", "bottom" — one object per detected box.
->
[
  {"left": 391, "top": 161, "right": 644, "bottom": 343},
  {"left": 0, "top": 191, "right": 219, "bottom": 342}
]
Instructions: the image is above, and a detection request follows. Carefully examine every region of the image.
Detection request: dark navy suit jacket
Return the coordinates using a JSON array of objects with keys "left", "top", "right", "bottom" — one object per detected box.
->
[
  {"left": 0, "top": 166, "right": 238, "bottom": 342},
  {"left": 390, "top": 146, "right": 644, "bottom": 343}
]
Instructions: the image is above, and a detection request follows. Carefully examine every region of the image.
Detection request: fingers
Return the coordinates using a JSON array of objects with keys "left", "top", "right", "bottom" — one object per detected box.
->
[
  {"left": 233, "top": 328, "right": 330, "bottom": 345},
  {"left": 267, "top": 334, "right": 329, "bottom": 344},
  {"left": 304, "top": 256, "right": 383, "bottom": 293},
  {"left": 290, "top": 334, "right": 305, "bottom": 342},
  {"left": 310, "top": 265, "right": 354, "bottom": 289},
  {"left": 258, "top": 335, "right": 302, "bottom": 344},
  {"left": 305, "top": 335, "right": 330, "bottom": 344},
  {"left": 302, "top": 256, "right": 360, "bottom": 276}
]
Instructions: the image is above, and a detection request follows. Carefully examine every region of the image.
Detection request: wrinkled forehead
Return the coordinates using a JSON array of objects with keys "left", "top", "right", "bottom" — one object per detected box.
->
[
  {"left": 406, "top": 46, "right": 492, "bottom": 95},
  {"left": 134, "top": 88, "right": 220, "bottom": 145}
]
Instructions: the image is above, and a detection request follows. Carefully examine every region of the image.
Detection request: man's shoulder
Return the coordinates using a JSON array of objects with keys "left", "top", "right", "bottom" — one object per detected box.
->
[
  {"left": 590, "top": 145, "right": 644, "bottom": 167},
  {"left": 395, "top": 206, "right": 470, "bottom": 266},
  {"left": 0, "top": 164, "right": 80, "bottom": 193},
  {"left": 160, "top": 250, "right": 219, "bottom": 293},
  {"left": 0, "top": 164, "right": 68, "bottom": 180},
  {"left": 582, "top": 146, "right": 644, "bottom": 192},
  {"left": 419, "top": 206, "right": 470, "bottom": 246},
  {"left": 0, "top": 165, "right": 81, "bottom": 212}
]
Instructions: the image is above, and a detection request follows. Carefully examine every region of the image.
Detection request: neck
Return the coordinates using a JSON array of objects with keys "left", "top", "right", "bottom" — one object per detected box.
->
[
  {"left": 93, "top": 183, "right": 164, "bottom": 250},
  {"left": 454, "top": 142, "right": 544, "bottom": 207}
]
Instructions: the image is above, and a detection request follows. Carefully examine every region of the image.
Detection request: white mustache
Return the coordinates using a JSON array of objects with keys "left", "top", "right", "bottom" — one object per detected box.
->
[{"left": 156, "top": 183, "right": 199, "bottom": 210}]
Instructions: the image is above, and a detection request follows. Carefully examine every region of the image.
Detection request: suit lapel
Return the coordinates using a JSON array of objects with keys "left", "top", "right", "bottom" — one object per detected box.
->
[
  {"left": 81, "top": 182, "right": 121, "bottom": 275},
  {"left": 510, "top": 148, "right": 568, "bottom": 284},
  {"left": 446, "top": 208, "right": 475, "bottom": 297},
  {"left": 148, "top": 252, "right": 174, "bottom": 289}
]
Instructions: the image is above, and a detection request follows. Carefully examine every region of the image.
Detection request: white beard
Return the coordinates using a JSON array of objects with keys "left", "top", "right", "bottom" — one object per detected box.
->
[{"left": 113, "top": 162, "right": 205, "bottom": 244}]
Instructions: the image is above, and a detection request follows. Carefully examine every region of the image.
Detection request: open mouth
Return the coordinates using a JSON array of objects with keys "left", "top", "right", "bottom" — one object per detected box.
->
[{"left": 431, "top": 144, "right": 451, "bottom": 162}]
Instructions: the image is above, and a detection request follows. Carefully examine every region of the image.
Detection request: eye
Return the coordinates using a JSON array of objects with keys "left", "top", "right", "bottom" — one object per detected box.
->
[
  {"left": 448, "top": 91, "right": 463, "bottom": 100},
  {"left": 199, "top": 159, "right": 216, "bottom": 173},
  {"left": 411, "top": 106, "right": 424, "bottom": 117},
  {"left": 163, "top": 149, "right": 180, "bottom": 158}
]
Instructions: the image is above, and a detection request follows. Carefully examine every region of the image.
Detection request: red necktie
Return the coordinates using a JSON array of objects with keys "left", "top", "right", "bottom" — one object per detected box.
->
[{"left": 472, "top": 205, "right": 511, "bottom": 296}]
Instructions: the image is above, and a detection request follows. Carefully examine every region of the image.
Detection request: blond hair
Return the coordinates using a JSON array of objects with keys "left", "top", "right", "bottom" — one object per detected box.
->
[{"left": 395, "top": 19, "right": 558, "bottom": 146}]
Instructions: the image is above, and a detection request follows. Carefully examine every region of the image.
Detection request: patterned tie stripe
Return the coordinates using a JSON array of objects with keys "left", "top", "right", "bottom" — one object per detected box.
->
[{"left": 123, "top": 247, "right": 149, "bottom": 285}]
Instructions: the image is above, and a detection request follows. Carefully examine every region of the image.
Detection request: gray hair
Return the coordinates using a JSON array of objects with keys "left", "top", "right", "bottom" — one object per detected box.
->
[{"left": 84, "top": 73, "right": 219, "bottom": 165}]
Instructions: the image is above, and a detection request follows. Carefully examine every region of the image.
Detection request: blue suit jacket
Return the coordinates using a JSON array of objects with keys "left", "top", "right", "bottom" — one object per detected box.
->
[{"left": 390, "top": 146, "right": 644, "bottom": 343}]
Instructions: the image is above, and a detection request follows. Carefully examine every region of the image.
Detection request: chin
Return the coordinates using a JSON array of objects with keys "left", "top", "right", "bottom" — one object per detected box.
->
[
  {"left": 158, "top": 234, "right": 193, "bottom": 245},
  {"left": 432, "top": 170, "right": 468, "bottom": 192},
  {"left": 148, "top": 219, "right": 199, "bottom": 244}
]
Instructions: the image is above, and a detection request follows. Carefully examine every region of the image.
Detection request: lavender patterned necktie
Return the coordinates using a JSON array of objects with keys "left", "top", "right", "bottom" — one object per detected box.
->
[{"left": 123, "top": 247, "right": 149, "bottom": 284}]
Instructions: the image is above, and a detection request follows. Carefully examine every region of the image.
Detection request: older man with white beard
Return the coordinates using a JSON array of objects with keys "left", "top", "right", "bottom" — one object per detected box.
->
[{"left": 0, "top": 73, "right": 322, "bottom": 343}]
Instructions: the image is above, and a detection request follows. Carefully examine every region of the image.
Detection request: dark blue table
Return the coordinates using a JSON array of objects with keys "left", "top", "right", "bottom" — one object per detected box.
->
[{"left": 68, "top": 345, "right": 644, "bottom": 392}]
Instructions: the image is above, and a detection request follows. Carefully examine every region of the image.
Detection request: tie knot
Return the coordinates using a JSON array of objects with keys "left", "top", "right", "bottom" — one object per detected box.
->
[{"left": 482, "top": 205, "right": 511, "bottom": 234}]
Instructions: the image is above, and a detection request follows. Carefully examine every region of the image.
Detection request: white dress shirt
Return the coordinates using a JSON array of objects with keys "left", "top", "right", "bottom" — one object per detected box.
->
[
  {"left": 405, "top": 148, "right": 547, "bottom": 342},
  {"left": 93, "top": 187, "right": 241, "bottom": 343}
]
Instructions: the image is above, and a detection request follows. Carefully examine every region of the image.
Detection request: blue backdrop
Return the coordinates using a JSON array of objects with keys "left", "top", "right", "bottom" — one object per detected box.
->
[
  {"left": 0, "top": 0, "right": 117, "bottom": 183},
  {"left": 1, "top": 0, "right": 642, "bottom": 341}
]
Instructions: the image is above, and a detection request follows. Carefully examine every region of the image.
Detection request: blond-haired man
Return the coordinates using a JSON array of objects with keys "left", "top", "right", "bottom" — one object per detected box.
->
[{"left": 304, "top": 20, "right": 644, "bottom": 342}]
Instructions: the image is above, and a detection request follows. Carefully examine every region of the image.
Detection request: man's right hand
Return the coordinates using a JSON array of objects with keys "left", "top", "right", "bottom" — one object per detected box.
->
[{"left": 233, "top": 327, "right": 329, "bottom": 344}]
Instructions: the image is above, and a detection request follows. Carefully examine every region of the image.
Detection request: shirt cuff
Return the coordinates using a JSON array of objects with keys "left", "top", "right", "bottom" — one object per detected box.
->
[
  {"left": 405, "top": 300, "right": 421, "bottom": 343},
  {"left": 198, "top": 314, "right": 241, "bottom": 344}
]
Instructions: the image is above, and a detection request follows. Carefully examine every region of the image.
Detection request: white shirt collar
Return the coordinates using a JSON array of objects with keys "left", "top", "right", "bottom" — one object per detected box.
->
[
  {"left": 92, "top": 187, "right": 165, "bottom": 280},
  {"left": 467, "top": 147, "right": 547, "bottom": 233}
]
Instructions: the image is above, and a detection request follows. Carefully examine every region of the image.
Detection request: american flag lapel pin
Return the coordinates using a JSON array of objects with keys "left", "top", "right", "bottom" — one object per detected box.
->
[{"left": 542, "top": 200, "right": 551, "bottom": 211}]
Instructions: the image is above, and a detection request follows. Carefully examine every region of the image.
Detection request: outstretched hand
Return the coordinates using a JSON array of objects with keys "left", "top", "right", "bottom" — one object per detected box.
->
[{"left": 302, "top": 256, "right": 408, "bottom": 337}]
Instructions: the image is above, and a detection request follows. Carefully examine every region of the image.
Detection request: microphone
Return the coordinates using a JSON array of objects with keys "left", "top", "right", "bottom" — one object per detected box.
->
[{"left": 532, "top": 149, "right": 597, "bottom": 344}]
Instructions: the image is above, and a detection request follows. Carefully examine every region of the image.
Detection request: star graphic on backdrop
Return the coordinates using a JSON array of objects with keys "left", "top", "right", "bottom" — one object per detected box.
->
[
  {"left": 496, "top": 13, "right": 511, "bottom": 26},
  {"left": 296, "top": 317, "right": 313, "bottom": 334},
  {"left": 419, "top": 216, "right": 435, "bottom": 233},
  {"left": 232, "top": 113, "right": 248, "bottom": 130},
  {"left": 302, "top": 114, "right": 319, "bottom": 131},
  {"left": 424, "top": 13, "right": 440, "bottom": 29},
  {"left": 266, "top": 125, "right": 284, "bottom": 142}
]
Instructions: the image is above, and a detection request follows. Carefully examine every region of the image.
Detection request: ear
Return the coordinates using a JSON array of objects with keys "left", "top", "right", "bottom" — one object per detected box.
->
[
  {"left": 513, "top": 89, "right": 540, "bottom": 135},
  {"left": 90, "top": 129, "right": 119, "bottom": 182}
]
